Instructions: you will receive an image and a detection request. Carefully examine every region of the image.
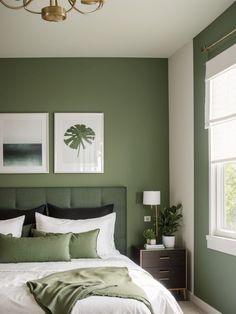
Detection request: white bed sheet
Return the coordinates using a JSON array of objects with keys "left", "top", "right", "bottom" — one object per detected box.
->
[{"left": 0, "top": 254, "right": 183, "bottom": 314}]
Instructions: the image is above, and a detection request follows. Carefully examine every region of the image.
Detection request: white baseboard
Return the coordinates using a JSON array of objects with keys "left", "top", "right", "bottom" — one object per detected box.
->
[{"left": 189, "top": 292, "right": 222, "bottom": 314}]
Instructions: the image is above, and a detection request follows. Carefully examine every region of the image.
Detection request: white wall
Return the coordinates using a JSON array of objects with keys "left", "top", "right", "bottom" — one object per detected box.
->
[{"left": 168, "top": 41, "right": 194, "bottom": 291}]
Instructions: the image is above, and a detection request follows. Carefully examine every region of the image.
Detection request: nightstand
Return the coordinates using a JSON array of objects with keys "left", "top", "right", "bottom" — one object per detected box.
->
[{"left": 132, "top": 246, "right": 187, "bottom": 300}]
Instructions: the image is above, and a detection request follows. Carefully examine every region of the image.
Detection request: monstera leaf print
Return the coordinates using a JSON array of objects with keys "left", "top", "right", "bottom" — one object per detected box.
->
[{"left": 64, "top": 124, "right": 95, "bottom": 157}]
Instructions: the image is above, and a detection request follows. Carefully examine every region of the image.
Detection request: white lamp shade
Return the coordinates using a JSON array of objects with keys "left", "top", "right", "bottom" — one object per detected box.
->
[{"left": 143, "top": 191, "right": 160, "bottom": 205}]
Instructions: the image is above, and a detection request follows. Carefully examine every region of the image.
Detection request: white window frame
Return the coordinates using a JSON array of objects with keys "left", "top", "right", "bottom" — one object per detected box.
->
[{"left": 206, "top": 43, "right": 236, "bottom": 256}]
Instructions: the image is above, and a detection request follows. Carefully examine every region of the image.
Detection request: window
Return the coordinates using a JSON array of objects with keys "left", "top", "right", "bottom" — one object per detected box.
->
[{"left": 205, "top": 43, "right": 236, "bottom": 256}]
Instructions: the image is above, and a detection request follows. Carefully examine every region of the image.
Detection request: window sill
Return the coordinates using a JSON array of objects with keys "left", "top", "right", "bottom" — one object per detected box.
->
[{"left": 206, "top": 235, "right": 236, "bottom": 257}]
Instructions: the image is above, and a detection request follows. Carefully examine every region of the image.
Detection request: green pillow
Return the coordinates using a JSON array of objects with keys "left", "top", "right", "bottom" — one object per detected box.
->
[
  {"left": 22, "top": 224, "right": 34, "bottom": 237},
  {"left": 32, "top": 229, "right": 100, "bottom": 259},
  {"left": 0, "top": 233, "right": 71, "bottom": 263}
]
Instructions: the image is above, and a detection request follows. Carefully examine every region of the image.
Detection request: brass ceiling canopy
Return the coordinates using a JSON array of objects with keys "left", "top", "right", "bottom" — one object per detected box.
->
[{"left": 0, "top": 0, "right": 105, "bottom": 22}]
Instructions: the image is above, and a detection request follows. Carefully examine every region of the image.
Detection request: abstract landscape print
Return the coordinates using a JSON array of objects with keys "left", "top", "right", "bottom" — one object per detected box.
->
[
  {"left": 3, "top": 143, "right": 42, "bottom": 166},
  {"left": 54, "top": 113, "right": 104, "bottom": 173},
  {"left": 0, "top": 113, "right": 49, "bottom": 173}
]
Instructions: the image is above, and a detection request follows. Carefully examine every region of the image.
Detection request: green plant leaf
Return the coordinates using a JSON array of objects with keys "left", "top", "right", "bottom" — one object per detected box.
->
[
  {"left": 158, "top": 203, "right": 183, "bottom": 236},
  {"left": 64, "top": 124, "right": 95, "bottom": 157}
]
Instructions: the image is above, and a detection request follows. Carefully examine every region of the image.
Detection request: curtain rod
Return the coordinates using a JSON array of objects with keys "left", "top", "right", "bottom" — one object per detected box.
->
[{"left": 201, "top": 28, "right": 236, "bottom": 53}]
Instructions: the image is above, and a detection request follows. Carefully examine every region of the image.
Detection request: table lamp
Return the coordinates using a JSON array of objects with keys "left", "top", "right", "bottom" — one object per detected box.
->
[{"left": 143, "top": 191, "right": 161, "bottom": 239}]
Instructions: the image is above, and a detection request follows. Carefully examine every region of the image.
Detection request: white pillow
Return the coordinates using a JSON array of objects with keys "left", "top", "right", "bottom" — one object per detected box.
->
[
  {"left": 36, "top": 212, "right": 117, "bottom": 257},
  {"left": 0, "top": 215, "right": 25, "bottom": 238}
]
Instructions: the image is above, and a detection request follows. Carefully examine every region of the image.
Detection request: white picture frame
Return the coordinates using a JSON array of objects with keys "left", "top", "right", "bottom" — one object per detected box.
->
[
  {"left": 54, "top": 113, "right": 104, "bottom": 173},
  {"left": 0, "top": 113, "right": 49, "bottom": 173}
]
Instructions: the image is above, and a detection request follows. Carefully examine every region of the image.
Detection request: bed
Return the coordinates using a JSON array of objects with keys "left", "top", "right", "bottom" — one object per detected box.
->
[{"left": 0, "top": 187, "right": 183, "bottom": 314}]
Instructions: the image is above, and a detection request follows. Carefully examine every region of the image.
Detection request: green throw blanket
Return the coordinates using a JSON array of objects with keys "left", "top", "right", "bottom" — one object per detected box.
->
[{"left": 27, "top": 266, "right": 154, "bottom": 314}]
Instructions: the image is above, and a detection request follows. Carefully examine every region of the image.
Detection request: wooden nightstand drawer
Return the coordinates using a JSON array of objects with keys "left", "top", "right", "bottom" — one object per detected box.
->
[
  {"left": 140, "top": 249, "right": 185, "bottom": 268},
  {"left": 143, "top": 266, "right": 186, "bottom": 289}
]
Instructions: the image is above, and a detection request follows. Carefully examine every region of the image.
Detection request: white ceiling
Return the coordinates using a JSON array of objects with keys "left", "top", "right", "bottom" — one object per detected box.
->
[{"left": 0, "top": 0, "right": 234, "bottom": 58}]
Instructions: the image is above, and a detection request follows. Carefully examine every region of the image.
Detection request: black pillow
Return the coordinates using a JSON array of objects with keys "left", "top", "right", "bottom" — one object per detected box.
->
[
  {"left": 47, "top": 203, "right": 114, "bottom": 220},
  {"left": 0, "top": 205, "right": 46, "bottom": 225}
]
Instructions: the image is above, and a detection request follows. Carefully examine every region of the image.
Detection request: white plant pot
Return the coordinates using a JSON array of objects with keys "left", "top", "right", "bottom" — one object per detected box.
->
[
  {"left": 162, "top": 235, "right": 175, "bottom": 248},
  {"left": 149, "top": 239, "right": 156, "bottom": 245},
  {"left": 147, "top": 239, "right": 156, "bottom": 245}
]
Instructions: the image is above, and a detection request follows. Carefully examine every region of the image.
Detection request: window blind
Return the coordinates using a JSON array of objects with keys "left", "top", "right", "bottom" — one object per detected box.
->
[
  {"left": 211, "top": 120, "right": 236, "bottom": 162},
  {"left": 205, "top": 43, "right": 236, "bottom": 80},
  {"left": 205, "top": 43, "right": 236, "bottom": 163},
  {"left": 205, "top": 43, "right": 236, "bottom": 128}
]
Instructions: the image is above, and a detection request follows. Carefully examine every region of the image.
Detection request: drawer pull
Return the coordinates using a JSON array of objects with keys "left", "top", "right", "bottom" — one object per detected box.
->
[
  {"left": 159, "top": 277, "right": 170, "bottom": 281},
  {"left": 160, "top": 270, "right": 170, "bottom": 273},
  {"left": 159, "top": 256, "right": 170, "bottom": 260}
]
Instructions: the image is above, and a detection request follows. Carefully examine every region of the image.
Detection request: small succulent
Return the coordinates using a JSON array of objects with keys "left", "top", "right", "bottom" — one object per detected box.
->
[{"left": 143, "top": 228, "right": 156, "bottom": 240}]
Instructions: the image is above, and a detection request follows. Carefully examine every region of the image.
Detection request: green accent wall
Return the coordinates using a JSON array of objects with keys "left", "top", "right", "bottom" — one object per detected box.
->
[
  {"left": 194, "top": 3, "right": 236, "bottom": 313},
  {"left": 0, "top": 58, "right": 169, "bottom": 254}
]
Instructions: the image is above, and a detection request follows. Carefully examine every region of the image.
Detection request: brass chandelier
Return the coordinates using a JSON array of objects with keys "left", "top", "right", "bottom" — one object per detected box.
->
[{"left": 0, "top": 0, "right": 105, "bottom": 22}]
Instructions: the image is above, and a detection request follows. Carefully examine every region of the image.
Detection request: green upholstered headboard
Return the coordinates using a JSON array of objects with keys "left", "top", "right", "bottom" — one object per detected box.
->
[{"left": 0, "top": 187, "right": 127, "bottom": 254}]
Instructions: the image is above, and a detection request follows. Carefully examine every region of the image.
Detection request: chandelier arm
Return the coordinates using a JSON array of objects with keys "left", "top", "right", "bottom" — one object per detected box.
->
[
  {"left": 22, "top": 0, "right": 41, "bottom": 14},
  {"left": 0, "top": 0, "right": 33, "bottom": 10},
  {"left": 68, "top": 0, "right": 103, "bottom": 14},
  {"left": 23, "top": 7, "right": 41, "bottom": 14},
  {"left": 65, "top": 0, "right": 76, "bottom": 13}
]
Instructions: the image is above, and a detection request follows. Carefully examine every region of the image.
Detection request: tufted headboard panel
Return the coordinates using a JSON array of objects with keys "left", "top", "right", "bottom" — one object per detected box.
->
[{"left": 0, "top": 187, "right": 127, "bottom": 254}]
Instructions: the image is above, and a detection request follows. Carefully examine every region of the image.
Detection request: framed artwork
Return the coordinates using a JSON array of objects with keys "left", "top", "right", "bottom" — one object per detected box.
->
[
  {"left": 0, "top": 113, "right": 49, "bottom": 173},
  {"left": 54, "top": 113, "right": 104, "bottom": 173}
]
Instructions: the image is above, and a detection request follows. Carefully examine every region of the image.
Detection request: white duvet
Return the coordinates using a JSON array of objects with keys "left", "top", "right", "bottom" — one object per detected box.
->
[{"left": 0, "top": 254, "right": 183, "bottom": 314}]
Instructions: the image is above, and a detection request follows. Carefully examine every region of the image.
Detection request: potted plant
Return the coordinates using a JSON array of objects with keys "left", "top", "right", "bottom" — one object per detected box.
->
[
  {"left": 143, "top": 228, "right": 156, "bottom": 245},
  {"left": 158, "top": 204, "right": 183, "bottom": 248}
]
